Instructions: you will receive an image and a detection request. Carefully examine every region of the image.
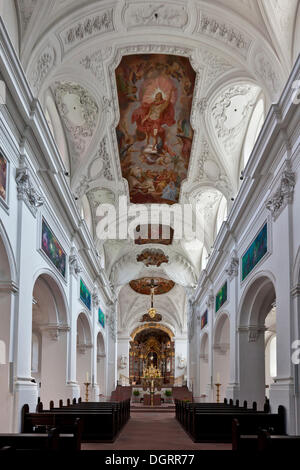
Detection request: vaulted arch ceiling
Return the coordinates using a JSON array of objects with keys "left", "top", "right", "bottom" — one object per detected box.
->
[{"left": 9, "top": 0, "right": 300, "bottom": 330}]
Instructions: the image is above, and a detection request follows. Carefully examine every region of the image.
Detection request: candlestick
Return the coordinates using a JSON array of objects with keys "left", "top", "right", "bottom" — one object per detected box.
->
[
  {"left": 215, "top": 383, "right": 221, "bottom": 403},
  {"left": 84, "top": 382, "right": 90, "bottom": 402},
  {"left": 86, "top": 372, "right": 89, "bottom": 382},
  {"left": 216, "top": 372, "right": 220, "bottom": 383}
]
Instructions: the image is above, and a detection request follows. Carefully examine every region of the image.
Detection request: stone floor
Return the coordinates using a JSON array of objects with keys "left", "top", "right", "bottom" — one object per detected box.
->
[{"left": 81, "top": 412, "right": 232, "bottom": 450}]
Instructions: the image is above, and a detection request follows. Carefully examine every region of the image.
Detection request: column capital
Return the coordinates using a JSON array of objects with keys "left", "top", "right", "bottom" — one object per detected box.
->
[
  {"left": 265, "top": 161, "right": 295, "bottom": 220},
  {"left": 16, "top": 157, "right": 44, "bottom": 216},
  {"left": 238, "top": 325, "right": 266, "bottom": 342},
  {"left": 225, "top": 256, "right": 239, "bottom": 280},
  {"left": 39, "top": 323, "right": 70, "bottom": 341}
]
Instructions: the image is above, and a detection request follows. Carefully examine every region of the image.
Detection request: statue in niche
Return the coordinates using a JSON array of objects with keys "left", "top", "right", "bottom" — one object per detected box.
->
[
  {"left": 120, "top": 354, "right": 127, "bottom": 369},
  {"left": 178, "top": 353, "right": 186, "bottom": 369}
]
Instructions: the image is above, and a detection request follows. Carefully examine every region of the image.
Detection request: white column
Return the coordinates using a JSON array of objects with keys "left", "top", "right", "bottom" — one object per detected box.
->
[
  {"left": 206, "top": 293, "right": 214, "bottom": 402},
  {"left": 226, "top": 257, "right": 240, "bottom": 401},
  {"left": 91, "top": 290, "right": 99, "bottom": 401},
  {"left": 269, "top": 204, "right": 296, "bottom": 433},
  {"left": 66, "top": 259, "right": 80, "bottom": 400},
  {"left": 105, "top": 301, "right": 117, "bottom": 399},
  {"left": 13, "top": 202, "right": 38, "bottom": 431}
]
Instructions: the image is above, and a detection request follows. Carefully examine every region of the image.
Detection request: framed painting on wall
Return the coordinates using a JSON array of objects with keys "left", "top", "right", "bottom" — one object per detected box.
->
[
  {"left": 98, "top": 308, "right": 105, "bottom": 328},
  {"left": 0, "top": 151, "right": 8, "bottom": 205},
  {"left": 242, "top": 223, "right": 268, "bottom": 281},
  {"left": 201, "top": 310, "right": 208, "bottom": 329},
  {"left": 80, "top": 278, "right": 91, "bottom": 311},
  {"left": 215, "top": 282, "right": 227, "bottom": 313},
  {"left": 41, "top": 218, "right": 66, "bottom": 278}
]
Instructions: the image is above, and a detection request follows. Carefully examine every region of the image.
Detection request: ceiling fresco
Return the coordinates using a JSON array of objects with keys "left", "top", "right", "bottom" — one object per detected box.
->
[
  {"left": 129, "top": 277, "right": 175, "bottom": 295},
  {"left": 115, "top": 54, "right": 196, "bottom": 204}
]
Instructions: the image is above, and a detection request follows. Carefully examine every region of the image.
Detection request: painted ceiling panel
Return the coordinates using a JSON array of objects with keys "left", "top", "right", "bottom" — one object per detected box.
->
[{"left": 115, "top": 54, "right": 196, "bottom": 204}]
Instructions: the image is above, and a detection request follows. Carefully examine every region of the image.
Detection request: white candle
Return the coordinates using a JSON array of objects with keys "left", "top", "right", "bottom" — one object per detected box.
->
[
  {"left": 86, "top": 372, "right": 89, "bottom": 382},
  {"left": 216, "top": 372, "right": 220, "bottom": 383}
]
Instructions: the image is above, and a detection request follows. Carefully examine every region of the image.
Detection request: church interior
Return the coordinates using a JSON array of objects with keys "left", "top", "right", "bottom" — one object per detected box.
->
[{"left": 0, "top": 0, "right": 300, "bottom": 454}]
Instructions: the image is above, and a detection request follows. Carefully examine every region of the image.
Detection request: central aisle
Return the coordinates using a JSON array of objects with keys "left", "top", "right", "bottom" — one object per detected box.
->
[{"left": 82, "top": 412, "right": 232, "bottom": 450}]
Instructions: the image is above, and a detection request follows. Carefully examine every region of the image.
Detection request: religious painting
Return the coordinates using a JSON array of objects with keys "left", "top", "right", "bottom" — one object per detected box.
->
[
  {"left": 134, "top": 224, "right": 174, "bottom": 245},
  {"left": 201, "top": 310, "right": 208, "bottom": 329},
  {"left": 98, "top": 307, "right": 105, "bottom": 328},
  {"left": 115, "top": 54, "right": 196, "bottom": 204},
  {"left": 41, "top": 218, "right": 66, "bottom": 278},
  {"left": 242, "top": 223, "right": 268, "bottom": 281},
  {"left": 0, "top": 152, "right": 7, "bottom": 203},
  {"left": 215, "top": 282, "right": 227, "bottom": 313},
  {"left": 130, "top": 277, "right": 175, "bottom": 295},
  {"left": 80, "top": 278, "right": 91, "bottom": 311}
]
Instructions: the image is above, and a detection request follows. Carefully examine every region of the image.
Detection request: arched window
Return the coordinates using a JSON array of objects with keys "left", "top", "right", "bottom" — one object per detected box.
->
[
  {"left": 81, "top": 195, "right": 93, "bottom": 234},
  {"left": 243, "top": 97, "right": 265, "bottom": 167}
]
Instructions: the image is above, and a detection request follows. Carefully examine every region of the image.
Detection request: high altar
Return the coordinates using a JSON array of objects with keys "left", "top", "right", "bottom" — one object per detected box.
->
[{"left": 129, "top": 326, "right": 175, "bottom": 385}]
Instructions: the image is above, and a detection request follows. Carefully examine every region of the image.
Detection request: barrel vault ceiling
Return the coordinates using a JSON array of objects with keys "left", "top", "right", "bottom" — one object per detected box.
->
[{"left": 13, "top": 0, "right": 300, "bottom": 332}]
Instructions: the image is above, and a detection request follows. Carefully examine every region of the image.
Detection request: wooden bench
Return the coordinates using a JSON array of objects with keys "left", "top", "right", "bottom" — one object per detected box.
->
[
  {"left": 48, "top": 399, "right": 130, "bottom": 429},
  {"left": 23, "top": 404, "right": 121, "bottom": 442},
  {"left": 190, "top": 406, "right": 285, "bottom": 443},
  {"left": 0, "top": 428, "right": 80, "bottom": 451},
  {"left": 258, "top": 430, "right": 300, "bottom": 451}
]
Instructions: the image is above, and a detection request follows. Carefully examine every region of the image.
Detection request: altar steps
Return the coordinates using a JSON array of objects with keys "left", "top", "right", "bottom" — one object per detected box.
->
[{"left": 131, "top": 404, "right": 175, "bottom": 413}]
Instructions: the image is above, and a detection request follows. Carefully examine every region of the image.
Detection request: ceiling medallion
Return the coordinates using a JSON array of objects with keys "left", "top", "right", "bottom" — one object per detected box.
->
[
  {"left": 136, "top": 248, "right": 169, "bottom": 267},
  {"left": 129, "top": 277, "right": 175, "bottom": 295}
]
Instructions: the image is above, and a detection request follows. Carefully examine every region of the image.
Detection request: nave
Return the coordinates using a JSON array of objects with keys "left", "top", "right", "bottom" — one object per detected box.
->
[
  {"left": 81, "top": 411, "right": 231, "bottom": 451},
  {"left": 0, "top": 0, "right": 300, "bottom": 455}
]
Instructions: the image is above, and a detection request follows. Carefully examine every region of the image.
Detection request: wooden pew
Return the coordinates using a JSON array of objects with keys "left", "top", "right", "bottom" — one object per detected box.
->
[
  {"left": 190, "top": 406, "right": 285, "bottom": 443},
  {"left": 51, "top": 399, "right": 130, "bottom": 429},
  {"left": 258, "top": 429, "right": 300, "bottom": 451},
  {"left": 22, "top": 404, "right": 119, "bottom": 442},
  {"left": 0, "top": 428, "right": 80, "bottom": 451}
]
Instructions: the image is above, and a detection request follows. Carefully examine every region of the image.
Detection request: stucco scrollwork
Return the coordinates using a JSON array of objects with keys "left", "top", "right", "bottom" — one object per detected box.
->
[
  {"left": 123, "top": 2, "right": 188, "bottom": 29},
  {"left": 265, "top": 162, "right": 295, "bottom": 220},
  {"left": 16, "top": 160, "right": 44, "bottom": 216}
]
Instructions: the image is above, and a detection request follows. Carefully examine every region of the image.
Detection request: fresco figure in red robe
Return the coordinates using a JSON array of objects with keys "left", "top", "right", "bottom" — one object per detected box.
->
[{"left": 132, "top": 90, "right": 175, "bottom": 152}]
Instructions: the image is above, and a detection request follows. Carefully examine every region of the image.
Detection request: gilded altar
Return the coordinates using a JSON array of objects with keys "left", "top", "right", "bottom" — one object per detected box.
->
[{"left": 129, "top": 326, "right": 175, "bottom": 385}]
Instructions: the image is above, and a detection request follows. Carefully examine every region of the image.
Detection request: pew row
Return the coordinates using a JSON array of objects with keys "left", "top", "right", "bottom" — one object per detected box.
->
[
  {"left": 175, "top": 399, "right": 285, "bottom": 443},
  {"left": 0, "top": 426, "right": 80, "bottom": 451},
  {"left": 22, "top": 399, "right": 130, "bottom": 443},
  {"left": 233, "top": 419, "right": 300, "bottom": 451}
]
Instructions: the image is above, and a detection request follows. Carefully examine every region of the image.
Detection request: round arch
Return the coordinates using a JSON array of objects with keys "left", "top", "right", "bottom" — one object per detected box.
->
[
  {"left": 0, "top": 223, "right": 17, "bottom": 432},
  {"left": 130, "top": 323, "right": 175, "bottom": 341},
  {"left": 213, "top": 312, "right": 230, "bottom": 403},
  {"left": 76, "top": 312, "right": 92, "bottom": 398},
  {"left": 31, "top": 271, "right": 70, "bottom": 407},
  {"left": 32, "top": 269, "right": 70, "bottom": 326},
  {"left": 199, "top": 332, "right": 209, "bottom": 401},
  {"left": 238, "top": 273, "right": 276, "bottom": 409}
]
